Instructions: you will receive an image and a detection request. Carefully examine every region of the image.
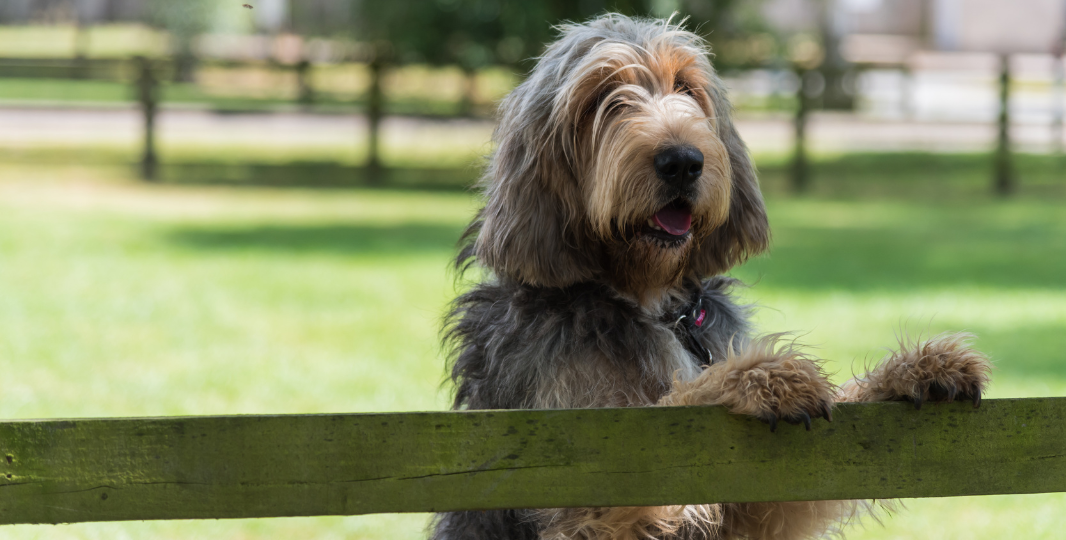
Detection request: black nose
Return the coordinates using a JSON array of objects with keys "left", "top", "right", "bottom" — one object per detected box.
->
[{"left": 653, "top": 145, "right": 703, "bottom": 186}]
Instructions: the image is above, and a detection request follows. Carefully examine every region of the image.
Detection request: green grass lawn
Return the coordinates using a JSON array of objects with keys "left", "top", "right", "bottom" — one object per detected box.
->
[
  {"left": 0, "top": 155, "right": 1064, "bottom": 539},
  {"left": 0, "top": 63, "right": 519, "bottom": 116},
  {"left": 0, "top": 76, "right": 473, "bottom": 116},
  {"left": 0, "top": 25, "right": 168, "bottom": 59}
]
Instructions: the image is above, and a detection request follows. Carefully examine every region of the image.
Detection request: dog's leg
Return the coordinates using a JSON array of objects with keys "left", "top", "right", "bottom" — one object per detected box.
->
[
  {"left": 840, "top": 332, "right": 991, "bottom": 407},
  {"left": 818, "top": 332, "right": 992, "bottom": 537},
  {"left": 717, "top": 500, "right": 859, "bottom": 540},
  {"left": 537, "top": 505, "right": 720, "bottom": 540},
  {"left": 660, "top": 336, "right": 835, "bottom": 430},
  {"left": 539, "top": 338, "right": 850, "bottom": 540},
  {"left": 658, "top": 336, "right": 852, "bottom": 540}
]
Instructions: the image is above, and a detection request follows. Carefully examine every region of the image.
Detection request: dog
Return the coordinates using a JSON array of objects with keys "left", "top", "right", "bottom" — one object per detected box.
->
[{"left": 432, "top": 14, "right": 992, "bottom": 540}]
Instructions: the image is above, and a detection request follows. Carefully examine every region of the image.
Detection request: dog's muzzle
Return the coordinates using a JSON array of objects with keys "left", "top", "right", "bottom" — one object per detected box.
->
[
  {"left": 643, "top": 198, "right": 693, "bottom": 245},
  {"left": 654, "top": 145, "right": 703, "bottom": 188}
]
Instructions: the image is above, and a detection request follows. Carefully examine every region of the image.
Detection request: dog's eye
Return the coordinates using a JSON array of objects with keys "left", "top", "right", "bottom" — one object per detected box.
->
[
  {"left": 593, "top": 90, "right": 629, "bottom": 113},
  {"left": 674, "top": 80, "right": 696, "bottom": 97},
  {"left": 605, "top": 95, "right": 629, "bottom": 110}
]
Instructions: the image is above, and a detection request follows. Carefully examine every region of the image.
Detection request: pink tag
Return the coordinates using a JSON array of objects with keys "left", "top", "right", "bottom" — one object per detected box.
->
[{"left": 694, "top": 309, "right": 706, "bottom": 327}]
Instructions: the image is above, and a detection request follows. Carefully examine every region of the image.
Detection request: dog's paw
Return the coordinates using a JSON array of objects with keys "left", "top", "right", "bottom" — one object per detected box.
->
[
  {"left": 855, "top": 332, "right": 991, "bottom": 409},
  {"left": 663, "top": 336, "right": 836, "bottom": 432}
]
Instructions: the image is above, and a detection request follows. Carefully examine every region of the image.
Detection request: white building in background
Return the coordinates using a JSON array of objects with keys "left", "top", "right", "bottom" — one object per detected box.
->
[
  {"left": 932, "top": 0, "right": 1066, "bottom": 54},
  {"left": 746, "top": 0, "right": 1066, "bottom": 135},
  {"left": 763, "top": 0, "right": 1066, "bottom": 56},
  {"left": 0, "top": 0, "right": 148, "bottom": 23}
]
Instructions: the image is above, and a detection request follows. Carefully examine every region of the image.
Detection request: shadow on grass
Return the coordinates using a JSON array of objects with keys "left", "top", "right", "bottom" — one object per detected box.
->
[
  {"left": 158, "top": 162, "right": 479, "bottom": 191},
  {"left": 159, "top": 152, "right": 1066, "bottom": 195},
  {"left": 736, "top": 224, "right": 1066, "bottom": 291},
  {"left": 168, "top": 223, "right": 466, "bottom": 255},
  {"left": 974, "top": 324, "right": 1066, "bottom": 380},
  {"left": 2, "top": 149, "right": 1062, "bottom": 196},
  {"left": 174, "top": 214, "right": 1066, "bottom": 291},
  {"left": 756, "top": 152, "right": 1066, "bottom": 199}
]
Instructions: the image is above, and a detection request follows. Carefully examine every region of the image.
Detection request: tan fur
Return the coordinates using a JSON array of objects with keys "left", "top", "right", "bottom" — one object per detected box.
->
[
  {"left": 537, "top": 500, "right": 860, "bottom": 540},
  {"left": 719, "top": 500, "right": 863, "bottom": 540},
  {"left": 532, "top": 338, "right": 851, "bottom": 540},
  {"left": 561, "top": 32, "right": 733, "bottom": 301},
  {"left": 661, "top": 336, "right": 836, "bottom": 420},
  {"left": 453, "top": 14, "right": 992, "bottom": 540},
  {"left": 664, "top": 337, "right": 853, "bottom": 539},
  {"left": 471, "top": 16, "right": 767, "bottom": 301},
  {"left": 533, "top": 338, "right": 701, "bottom": 409},
  {"left": 651, "top": 337, "right": 918, "bottom": 540},
  {"left": 539, "top": 504, "right": 720, "bottom": 540},
  {"left": 840, "top": 332, "right": 992, "bottom": 406}
]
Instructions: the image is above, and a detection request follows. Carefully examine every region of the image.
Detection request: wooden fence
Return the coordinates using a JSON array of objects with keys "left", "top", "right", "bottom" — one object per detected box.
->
[
  {"left": 1, "top": 398, "right": 1062, "bottom": 525},
  {"left": 0, "top": 56, "right": 320, "bottom": 182}
]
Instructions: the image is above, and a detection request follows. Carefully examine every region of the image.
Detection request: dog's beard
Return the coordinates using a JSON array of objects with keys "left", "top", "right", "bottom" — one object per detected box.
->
[
  {"left": 605, "top": 217, "right": 695, "bottom": 301},
  {"left": 573, "top": 80, "right": 732, "bottom": 300},
  {"left": 588, "top": 162, "right": 726, "bottom": 299}
]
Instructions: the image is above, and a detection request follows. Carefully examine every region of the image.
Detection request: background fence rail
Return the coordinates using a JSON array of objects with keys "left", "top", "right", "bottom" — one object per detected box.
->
[{"left": 0, "top": 398, "right": 1062, "bottom": 525}]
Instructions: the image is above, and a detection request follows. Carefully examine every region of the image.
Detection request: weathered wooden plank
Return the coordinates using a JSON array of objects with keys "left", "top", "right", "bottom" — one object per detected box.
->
[{"left": 0, "top": 398, "right": 1063, "bottom": 525}]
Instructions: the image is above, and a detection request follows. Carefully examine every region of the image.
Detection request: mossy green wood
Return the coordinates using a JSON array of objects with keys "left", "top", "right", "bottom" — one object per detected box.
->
[{"left": 0, "top": 398, "right": 1063, "bottom": 525}]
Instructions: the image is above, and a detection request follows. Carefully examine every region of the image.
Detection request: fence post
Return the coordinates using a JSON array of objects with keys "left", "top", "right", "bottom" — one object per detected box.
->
[
  {"left": 1052, "top": 46, "right": 1064, "bottom": 155},
  {"left": 135, "top": 56, "right": 159, "bottom": 182},
  {"left": 73, "top": 20, "right": 90, "bottom": 79},
  {"left": 459, "top": 66, "right": 477, "bottom": 117},
  {"left": 791, "top": 68, "right": 812, "bottom": 193},
  {"left": 296, "top": 59, "right": 314, "bottom": 106},
  {"left": 365, "top": 53, "right": 385, "bottom": 185},
  {"left": 994, "top": 54, "right": 1014, "bottom": 196}
]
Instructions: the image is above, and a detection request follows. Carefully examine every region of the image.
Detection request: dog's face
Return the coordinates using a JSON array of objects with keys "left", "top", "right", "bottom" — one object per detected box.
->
[
  {"left": 468, "top": 16, "right": 769, "bottom": 300},
  {"left": 560, "top": 33, "right": 734, "bottom": 294}
]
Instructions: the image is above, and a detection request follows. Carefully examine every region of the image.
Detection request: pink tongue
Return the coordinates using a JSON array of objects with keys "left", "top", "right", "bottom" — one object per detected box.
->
[{"left": 653, "top": 206, "right": 692, "bottom": 235}]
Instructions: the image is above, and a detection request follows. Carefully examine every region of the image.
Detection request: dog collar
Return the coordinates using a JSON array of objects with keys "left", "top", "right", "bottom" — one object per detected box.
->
[{"left": 672, "top": 291, "right": 713, "bottom": 365}]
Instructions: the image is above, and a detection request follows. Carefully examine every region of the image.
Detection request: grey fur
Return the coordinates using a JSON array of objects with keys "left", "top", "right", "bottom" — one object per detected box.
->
[
  {"left": 463, "top": 14, "right": 769, "bottom": 290},
  {"left": 432, "top": 278, "right": 750, "bottom": 540},
  {"left": 434, "top": 14, "right": 769, "bottom": 540},
  {"left": 445, "top": 277, "right": 750, "bottom": 411}
]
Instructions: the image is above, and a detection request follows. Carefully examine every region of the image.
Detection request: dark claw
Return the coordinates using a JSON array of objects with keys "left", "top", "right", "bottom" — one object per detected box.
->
[
  {"left": 801, "top": 411, "right": 812, "bottom": 431},
  {"left": 973, "top": 389, "right": 982, "bottom": 409},
  {"left": 913, "top": 387, "right": 924, "bottom": 410},
  {"left": 946, "top": 384, "right": 958, "bottom": 403},
  {"left": 768, "top": 414, "right": 778, "bottom": 433},
  {"left": 819, "top": 403, "right": 833, "bottom": 423}
]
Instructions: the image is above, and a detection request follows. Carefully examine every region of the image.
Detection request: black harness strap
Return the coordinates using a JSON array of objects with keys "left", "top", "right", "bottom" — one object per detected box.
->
[{"left": 669, "top": 286, "right": 713, "bottom": 366}]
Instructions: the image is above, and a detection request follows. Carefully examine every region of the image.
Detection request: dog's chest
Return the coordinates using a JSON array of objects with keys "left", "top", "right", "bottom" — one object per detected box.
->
[
  {"left": 531, "top": 314, "right": 705, "bottom": 409},
  {"left": 450, "top": 280, "right": 746, "bottom": 411}
]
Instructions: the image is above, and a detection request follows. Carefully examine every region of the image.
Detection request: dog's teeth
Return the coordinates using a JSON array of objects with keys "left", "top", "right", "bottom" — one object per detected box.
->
[{"left": 647, "top": 218, "right": 662, "bottom": 231}]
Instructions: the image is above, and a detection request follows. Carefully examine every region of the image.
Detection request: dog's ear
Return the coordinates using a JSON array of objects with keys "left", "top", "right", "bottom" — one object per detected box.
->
[
  {"left": 690, "top": 80, "right": 770, "bottom": 276},
  {"left": 466, "top": 73, "right": 599, "bottom": 288}
]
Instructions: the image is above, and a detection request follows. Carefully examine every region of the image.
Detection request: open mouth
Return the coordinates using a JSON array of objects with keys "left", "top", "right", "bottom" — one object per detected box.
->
[{"left": 641, "top": 199, "right": 692, "bottom": 246}]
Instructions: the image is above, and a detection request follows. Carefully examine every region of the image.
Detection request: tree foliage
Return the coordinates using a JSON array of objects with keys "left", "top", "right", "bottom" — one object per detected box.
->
[{"left": 290, "top": 0, "right": 771, "bottom": 70}]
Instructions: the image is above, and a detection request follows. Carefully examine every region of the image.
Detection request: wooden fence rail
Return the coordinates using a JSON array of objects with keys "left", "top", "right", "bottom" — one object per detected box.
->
[{"left": 0, "top": 398, "right": 1063, "bottom": 525}]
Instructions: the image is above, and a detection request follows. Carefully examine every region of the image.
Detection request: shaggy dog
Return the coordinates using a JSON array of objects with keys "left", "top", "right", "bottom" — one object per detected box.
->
[{"left": 432, "top": 14, "right": 992, "bottom": 540}]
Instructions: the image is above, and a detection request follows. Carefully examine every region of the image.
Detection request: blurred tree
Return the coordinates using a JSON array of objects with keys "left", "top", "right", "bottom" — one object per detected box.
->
[
  {"left": 342, "top": 0, "right": 767, "bottom": 182},
  {"left": 135, "top": 55, "right": 159, "bottom": 182},
  {"left": 348, "top": 0, "right": 656, "bottom": 181},
  {"left": 813, "top": 0, "right": 853, "bottom": 111},
  {"left": 676, "top": 0, "right": 782, "bottom": 71},
  {"left": 148, "top": 0, "right": 212, "bottom": 82},
  {"left": 994, "top": 54, "right": 1013, "bottom": 196},
  {"left": 360, "top": 0, "right": 770, "bottom": 75}
]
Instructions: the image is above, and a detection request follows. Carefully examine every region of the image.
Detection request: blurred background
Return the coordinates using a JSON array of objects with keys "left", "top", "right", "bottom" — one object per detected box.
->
[{"left": 0, "top": 0, "right": 1063, "bottom": 538}]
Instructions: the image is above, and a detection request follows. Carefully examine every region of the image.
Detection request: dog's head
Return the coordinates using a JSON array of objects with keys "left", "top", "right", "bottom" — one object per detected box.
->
[{"left": 466, "top": 14, "right": 769, "bottom": 299}]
